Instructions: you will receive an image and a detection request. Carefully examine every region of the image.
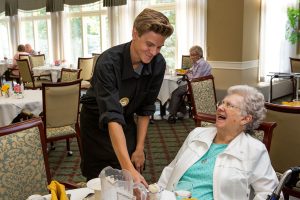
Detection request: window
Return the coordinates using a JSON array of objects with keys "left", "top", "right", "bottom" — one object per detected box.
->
[
  {"left": 142, "top": 0, "right": 176, "bottom": 69},
  {"left": 64, "top": 2, "right": 108, "bottom": 65},
  {"left": 0, "top": 13, "right": 12, "bottom": 58},
  {"left": 19, "top": 8, "right": 52, "bottom": 62}
]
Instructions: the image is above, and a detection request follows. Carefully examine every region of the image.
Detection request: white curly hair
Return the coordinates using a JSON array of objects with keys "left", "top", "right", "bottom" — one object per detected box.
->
[{"left": 227, "top": 85, "right": 266, "bottom": 135}]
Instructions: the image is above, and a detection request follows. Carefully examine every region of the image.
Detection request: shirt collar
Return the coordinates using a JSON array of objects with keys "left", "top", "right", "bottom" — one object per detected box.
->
[
  {"left": 192, "top": 57, "right": 203, "bottom": 67},
  {"left": 189, "top": 127, "right": 246, "bottom": 161},
  {"left": 121, "top": 41, "right": 152, "bottom": 80}
]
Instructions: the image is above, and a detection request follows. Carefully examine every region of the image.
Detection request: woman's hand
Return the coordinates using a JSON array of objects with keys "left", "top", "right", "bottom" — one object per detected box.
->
[{"left": 131, "top": 149, "right": 145, "bottom": 173}]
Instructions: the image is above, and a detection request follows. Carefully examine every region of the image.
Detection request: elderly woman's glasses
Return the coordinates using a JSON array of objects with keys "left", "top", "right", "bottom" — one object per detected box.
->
[{"left": 216, "top": 100, "right": 241, "bottom": 110}]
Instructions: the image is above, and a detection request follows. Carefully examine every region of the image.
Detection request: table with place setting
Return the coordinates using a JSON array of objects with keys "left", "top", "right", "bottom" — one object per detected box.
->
[{"left": 0, "top": 89, "right": 43, "bottom": 127}]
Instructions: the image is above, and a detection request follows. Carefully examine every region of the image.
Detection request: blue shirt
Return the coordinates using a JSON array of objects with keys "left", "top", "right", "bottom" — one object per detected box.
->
[
  {"left": 186, "top": 58, "right": 211, "bottom": 80},
  {"left": 179, "top": 143, "right": 228, "bottom": 200}
]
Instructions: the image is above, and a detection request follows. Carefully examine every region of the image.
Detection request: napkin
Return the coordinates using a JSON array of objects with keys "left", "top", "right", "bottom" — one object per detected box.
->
[{"left": 47, "top": 180, "right": 69, "bottom": 200}]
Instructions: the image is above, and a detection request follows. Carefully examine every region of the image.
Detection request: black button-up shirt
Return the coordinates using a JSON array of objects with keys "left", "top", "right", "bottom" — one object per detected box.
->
[
  {"left": 83, "top": 41, "right": 166, "bottom": 129},
  {"left": 80, "top": 41, "right": 166, "bottom": 178}
]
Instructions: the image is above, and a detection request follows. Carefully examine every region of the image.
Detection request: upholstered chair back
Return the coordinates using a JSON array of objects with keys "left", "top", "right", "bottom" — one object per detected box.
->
[
  {"left": 19, "top": 54, "right": 30, "bottom": 62},
  {"left": 17, "top": 59, "right": 34, "bottom": 84},
  {"left": 181, "top": 55, "right": 192, "bottom": 69},
  {"left": 193, "top": 112, "right": 276, "bottom": 152},
  {"left": 60, "top": 68, "right": 81, "bottom": 82},
  {"left": 30, "top": 54, "right": 45, "bottom": 68},
  {"left": 0, "top": 118, "right": 50, "bottom": 199},
  {"left": 188, "top": 75, "right": 217, "bottom": 124},
  {"left": 92, "top": 53, "right": 102, "bottom": 73},
  {"left": 43, "top": 80, "right": 81, "bottom": 128},
  {"left": 78, "top": 57, "right": 93, "bottom": 81}
]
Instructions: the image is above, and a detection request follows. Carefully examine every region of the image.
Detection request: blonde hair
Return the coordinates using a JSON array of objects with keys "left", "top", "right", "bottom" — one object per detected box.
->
[{"left": 133, "top": 8, "right": 174, "bottom": 38}]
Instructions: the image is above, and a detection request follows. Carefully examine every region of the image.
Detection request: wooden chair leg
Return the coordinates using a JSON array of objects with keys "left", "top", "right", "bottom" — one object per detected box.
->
[
  {"left": 50, "top": 142, "right": 55, "bottom": 150},
  {"left": 66, "top": 139, "right": 73, "bottom": 156},
  {"left": 75, "top": 124, "right": 82, "bottom": 157}
]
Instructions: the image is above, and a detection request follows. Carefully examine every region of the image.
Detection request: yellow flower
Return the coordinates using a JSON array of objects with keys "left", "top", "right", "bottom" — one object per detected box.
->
[{"left": 1, "top": 84, "right": 10, "bottom": 93}]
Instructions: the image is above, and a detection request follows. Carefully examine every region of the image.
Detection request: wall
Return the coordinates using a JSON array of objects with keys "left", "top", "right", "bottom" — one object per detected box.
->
[{"left": 207, "top": 0, "right": 261, "bottom": 91}]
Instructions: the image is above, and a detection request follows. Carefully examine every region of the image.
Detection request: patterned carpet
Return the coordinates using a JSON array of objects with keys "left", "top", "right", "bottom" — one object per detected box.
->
[{"left": 49, "top": 118, "right": 196, "bottom": 184}]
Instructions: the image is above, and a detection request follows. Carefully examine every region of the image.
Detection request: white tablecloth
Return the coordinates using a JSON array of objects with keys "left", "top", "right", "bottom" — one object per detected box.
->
[
  {"left": 0, "top": 90, "right": 42, "bottom": 127},
  {"left": 32, "top": 64, "right": 70, "bottom": 83},
  {"left": 40, "top": 187, "right": 176, "bottom": 200},
  {"left": 157, "top": 75, "right": 182, "bottom": 105}
]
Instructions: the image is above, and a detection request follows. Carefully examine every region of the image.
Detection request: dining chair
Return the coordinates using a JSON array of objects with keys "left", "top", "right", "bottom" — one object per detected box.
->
[
  {"left": 193, "top": 112, "right": 277, "bottom": 152},
  {"left": 29, "top": 54, "right": 52, "bottom": 80},
  {"left": 181, "top": 55, "right": 192, "bottom": 69},
  {"left": 0, "top": 118, "right": 51, "bottom": 199},
  {"left": 78, "top": 57, "right": 94, "bottom": 90},
  {"left": 17, "top": 59, "right": 51, "bottom": 89},
  {"left": 290, "top": 57, "right": 300, "bottom": 73},
  {"left": 187, "top": 75, "right": 217, "bottom": 126},
  {"left": 290, "top": 57, "right": 300, "bottom": 100},
  {"left": 19, "top": 54, "right": 30, "bottom": 62},
  {"left": 60, "top": 68, "right": 82, "bottom": 82},
  {"left": 4, "top": 54, "right": 28, "bottom": 86},
  {"left": 91, "top": 53, "right": 102, "bottom": 73},
  {"left": 42, "top": 79, "right": 82, "bottom": 157},
  {"left": 264, "top": 102, "right": 300, "bottom": 199},
  {"left": 30, "top": 54, "right": 46, "bottom": 68}
]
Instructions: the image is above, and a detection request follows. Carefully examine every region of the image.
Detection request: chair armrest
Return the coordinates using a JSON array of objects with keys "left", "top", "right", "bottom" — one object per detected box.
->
[{"left": 194, "top": 113, "right": 216, "bottom": 123}]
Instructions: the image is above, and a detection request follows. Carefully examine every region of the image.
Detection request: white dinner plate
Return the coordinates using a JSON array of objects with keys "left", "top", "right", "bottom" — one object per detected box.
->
[{"left": 86, "top": 178, "right": 101, "bottom": 190}]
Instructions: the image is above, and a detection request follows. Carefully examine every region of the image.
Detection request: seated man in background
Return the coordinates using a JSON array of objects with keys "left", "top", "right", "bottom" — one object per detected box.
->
[
  {"left": 25, "top": 43, "right": 37, "bottom": 55},
  {"left": 158, "top": 85, "right": 279, "bottom": 200},
  {"left": 167, "top": 45, "right": 211, "bottom": 123}
]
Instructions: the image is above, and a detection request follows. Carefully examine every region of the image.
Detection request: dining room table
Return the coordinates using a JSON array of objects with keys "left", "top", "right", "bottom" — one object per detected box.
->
[
  {"left": 32, "top": 63, "right": 73, "bottom": 83},
  {"left": 157, "top": 74, "right": 184, "bottom": 116},
  {"left": 0, "top": 89, "right": 43, "bottom": 127}
]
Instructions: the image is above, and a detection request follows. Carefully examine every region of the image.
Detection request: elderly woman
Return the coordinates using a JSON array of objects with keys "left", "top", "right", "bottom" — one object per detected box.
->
[{"left": 158, "top": 85, "right": 279, "bottom": 200}]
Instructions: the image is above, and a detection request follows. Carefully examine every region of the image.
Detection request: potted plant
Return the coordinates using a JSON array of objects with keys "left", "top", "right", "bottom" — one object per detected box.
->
[{"left": 286, "top": 5, "right": 300, "bottom": 44}]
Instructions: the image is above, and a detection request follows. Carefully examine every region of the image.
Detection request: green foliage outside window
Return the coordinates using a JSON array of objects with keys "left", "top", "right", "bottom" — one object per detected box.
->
[
  {"left": 160, "top": 10, "right": 176, "bottom": 69},
  {"left": 286, "top": 5, "right": 300, "bottom": 44}
]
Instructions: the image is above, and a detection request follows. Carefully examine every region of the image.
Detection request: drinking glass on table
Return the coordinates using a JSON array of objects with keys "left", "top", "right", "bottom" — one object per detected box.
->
[{"left": 173, "top": 181, "right": 193, "bottom": 200}]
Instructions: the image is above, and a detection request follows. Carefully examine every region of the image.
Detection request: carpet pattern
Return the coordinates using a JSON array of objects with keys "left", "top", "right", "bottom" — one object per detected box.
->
[{"left": 49, "top": 118, "right": 196, "bottom": 184}]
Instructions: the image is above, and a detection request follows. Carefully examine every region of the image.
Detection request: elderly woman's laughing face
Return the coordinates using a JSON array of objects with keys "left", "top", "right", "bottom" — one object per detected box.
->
[{"left": 216, "top": 94, "right": 252, "bottom": 134}]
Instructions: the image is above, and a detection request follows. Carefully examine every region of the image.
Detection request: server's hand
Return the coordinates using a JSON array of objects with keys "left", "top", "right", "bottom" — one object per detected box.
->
[
  {"left": 131, "top": 149, "right": 145, "bottom": 173},
  {"left": 130, "top": 168, "right": 148, "bottom": 188}
]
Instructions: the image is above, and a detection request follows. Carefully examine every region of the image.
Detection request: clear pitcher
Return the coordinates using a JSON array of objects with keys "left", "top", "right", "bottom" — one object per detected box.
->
[{"left": 99, "top": 166, "right": 147, "bottom": 200}]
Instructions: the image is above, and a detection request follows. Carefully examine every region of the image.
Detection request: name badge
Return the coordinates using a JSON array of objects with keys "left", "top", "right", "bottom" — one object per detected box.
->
[{"left": 119, "top": 97, "right": 129, "bottom": 107}]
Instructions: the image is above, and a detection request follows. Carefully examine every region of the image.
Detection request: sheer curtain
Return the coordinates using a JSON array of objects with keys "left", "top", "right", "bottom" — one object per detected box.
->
[
  {"left": 107, "top": 0, "right": 135, "bottom": 47},
  {"left": 107, "top": 0, "right": 207, "bottom": 68},
  {"left": 259, "top": 0, "right": 298, "bottom": 81},
  {"left": 176, "top": 0, "right": 207, "bottom": 64}
]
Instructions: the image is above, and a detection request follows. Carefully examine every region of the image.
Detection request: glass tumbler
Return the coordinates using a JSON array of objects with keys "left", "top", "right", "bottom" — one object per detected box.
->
[{"left": 173, "top": 181, "right": 193, "bottom": 200}]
